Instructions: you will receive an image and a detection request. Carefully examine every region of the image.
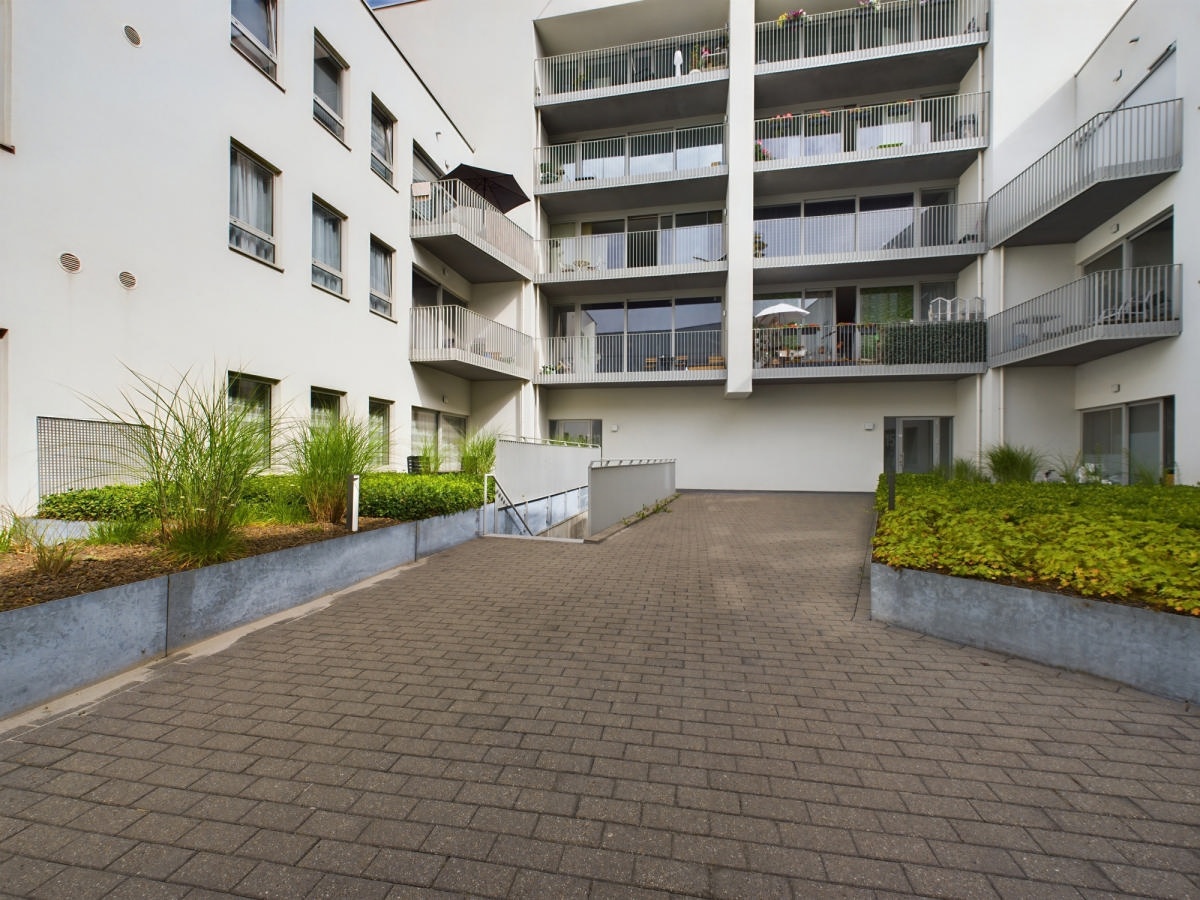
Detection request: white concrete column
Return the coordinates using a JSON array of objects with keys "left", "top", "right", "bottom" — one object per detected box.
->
[{"left": 723, "top": 0, "right": 756, "bottom": 399}]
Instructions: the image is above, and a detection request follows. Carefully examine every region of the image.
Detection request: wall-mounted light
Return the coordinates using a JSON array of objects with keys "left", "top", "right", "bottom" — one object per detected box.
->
[
  {"left": 1111, "top": 223, "right": 1120, "bottom": 233},
  {"left": 864, "top": 422, "right": 876, "bottom": 431},
  {"left": 1112, "top": 383, "right": 1121, "bottom": 393}
]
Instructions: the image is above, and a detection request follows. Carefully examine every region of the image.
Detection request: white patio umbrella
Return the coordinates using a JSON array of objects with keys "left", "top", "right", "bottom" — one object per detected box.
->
[{"left": 754, "top": 301, "right": 811, "bottom": 325}]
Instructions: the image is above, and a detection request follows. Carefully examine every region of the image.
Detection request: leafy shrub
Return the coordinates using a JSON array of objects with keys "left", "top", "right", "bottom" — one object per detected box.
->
[
  {"left": 873, "top": 476, "right": 1200, "bottom": 613},
  {"left": 288, "top": 418, "right": 380, "bottom": 524},
  {"left": 985, "top": 443, "right": 1043, "bottom": 483},
  {"left": 359, "top": 473, "right": 485, "bottom": 521},
  {"left": 878, "top": 320, "right": 986, "bottom": 365},
  {"left": 39, "top": 483, "right": 157, "bottom": 521}
]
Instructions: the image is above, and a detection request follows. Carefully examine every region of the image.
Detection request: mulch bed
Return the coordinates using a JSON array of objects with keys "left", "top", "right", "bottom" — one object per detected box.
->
[{"left": 0, "top": 519, "right": 399, "bottom": 613}]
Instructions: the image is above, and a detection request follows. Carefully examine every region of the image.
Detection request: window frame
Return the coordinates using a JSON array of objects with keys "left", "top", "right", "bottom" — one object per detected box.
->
[
  {"left": 369, "top": 236, "right": 394, "bottom": 319},
  {"left": 310, "top": 387, "right": 343, "bottom": 429},
  {"left": 311, "top": 196, "right": 346, "bottom": 295},
  {"left": 370, "top": 97, "right": 396, "bottom": 185},
  {"left": 227, "top": 371, "right": 275, "bottom": 465},
  {"left": 369, "top": 398, "right": 392, "bottom": 467},
  {"left": 231, "top": 0, "right": 278, "bottom": 80},
  {"left": 313, "top": 32, "right": 347, "bottom": 141},
  {"left": 229, "top": 142, "right": 278, "bottom": 265}
]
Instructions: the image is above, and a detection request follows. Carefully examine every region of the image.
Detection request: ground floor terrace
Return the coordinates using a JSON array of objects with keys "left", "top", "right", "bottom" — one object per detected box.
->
[{"left": 0, "top": 493, "right": 1196, "bottom": 898}]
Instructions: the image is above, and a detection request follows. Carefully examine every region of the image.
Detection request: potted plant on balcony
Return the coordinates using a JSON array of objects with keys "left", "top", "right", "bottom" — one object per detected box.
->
[
  {"left": 752, "top": 232, "right": 768, "bottom": 257},
  {"left": 777, "top": 9, "right": 808, "bottom": 27}
]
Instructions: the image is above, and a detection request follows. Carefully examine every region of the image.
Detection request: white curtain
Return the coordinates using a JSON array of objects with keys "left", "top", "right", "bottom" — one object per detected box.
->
[
  {"left": 370, "top": 240, "right": 392, "bottom": 301},
  {"left": 371, "top": 110, "right": 392, "bottom": 167},
  {"left": 311, "top": 203, "right": 342, "bottom": 291},
  {"left": 229, "top": 149, "right": 273, "bottom": 259},
  {"left": 232, "top": 0, "right": 273, "bottom": 48}
]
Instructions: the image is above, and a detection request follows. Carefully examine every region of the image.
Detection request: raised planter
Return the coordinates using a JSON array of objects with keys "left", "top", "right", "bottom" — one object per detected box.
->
[
  {"left": 0, "top": 509, "right": 482, "bottom": 719},
  {"left": 871, "top": 563, "right": 1200, "bottom": 703}
]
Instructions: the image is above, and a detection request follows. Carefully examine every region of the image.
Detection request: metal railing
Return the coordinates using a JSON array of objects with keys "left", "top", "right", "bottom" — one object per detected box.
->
[
  {"left": 539, "top": 223, "right": 727, "bottom": 279},
  {"left": 754, "top": 320, "right": 986, "bottom": 368},
  {"left": 536, "top": 27, "right": 729, "bottom": 99},
  {"left": 755, "top": 0, "right": 988, "bottom": 67},
  {"left": 988, "top": 264, "right": 1181, "bottom": 364},
  {"left": 536, "top": 123, "right": 726, "bottom": 191},
  {"left": 753, "top": 202, "right": 985, "bottom": 263},
  {"left": 538, "top": 330, "right": 727, "bottom": 382},
  {"left": 988, "top": 99, "right": 1183, "bottom": 246},
  {"left": 410, "top": 305, "right": 535, "bottom": 378},
  {"left": 410, "top": 179, "right": 537, "bottom": 274},
  {"left": 754, "top": 92, "right": 987, "bottom": 166}
]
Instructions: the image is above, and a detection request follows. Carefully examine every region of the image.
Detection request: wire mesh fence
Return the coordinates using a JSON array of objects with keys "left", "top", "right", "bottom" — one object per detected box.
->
[{"left": 36, "top": 416, "right": 147, "bottom": 498}]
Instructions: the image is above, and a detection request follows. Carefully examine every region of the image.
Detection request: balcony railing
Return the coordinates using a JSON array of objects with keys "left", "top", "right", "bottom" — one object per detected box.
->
[
  {"left": 989, "top": 99, "right": 1183, "bottom": 246},
  {"left": 537, "top": 331, "right": 727, "bottom": 384},
  {"left": 536, "top": 27, "right": 729, "bottom": 100},
  {"left": 754, "top": 320, "right": 986, "bottom": 371},
  {"left": 755, "top": 92, "right": 987, "bottom": 167},
  {"left": 411, "top": 179, "right": 537, "bottom": 275},
  {"left": 754, "top": 202, "right": 986, "bottom": 264},
  {"left": 410, "top": 305, "right": 535, "bottom": 379},
  {"left": 538, "top": 223, "right": 727, "bottom": 280},
  {"left": 988, "top": 264, "right": 1181, "bottom": 366},
  {"left": 755, "top": 0, "right": 988, "bottom": 68},
  {"left": 536, "top": 124, "right": 726, "bottom": 192}
]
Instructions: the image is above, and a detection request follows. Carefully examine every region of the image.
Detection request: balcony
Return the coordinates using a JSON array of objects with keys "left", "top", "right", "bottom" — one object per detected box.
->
[
  {"left": 754, "top": 93, "right": 987, "bottom": 195},
  {"left": 410, "top": 306, "right": 534, "bottom": 381},
  {"left": 754, "top": 320, "right": 986, "bottom": 381},
  {"left": 410, "top": 180, "right": 536, "bottom": 283},
  {"left": 988, "top": 265, "right": 1181, "bottom": 367},
  {"left": 534, "top": 124, "right": 727, "bottom": 215},
  {"left": 536, "top": 224, "right": 728, "bottom": 296},
  {"left": 989, "top": 99, "right": 1182, "bottom": 247},
  {"left": 535, "top": 331, "right": 726, "bottom": 386},
  {"left": 535, "top": 28, "right": 729, "bottom": 133},
  {"left": 753, "top": 202, "right": 986, "bottom": 284},
  {"left": 755, "top": 0, "right": 989, "bottom": 109}
]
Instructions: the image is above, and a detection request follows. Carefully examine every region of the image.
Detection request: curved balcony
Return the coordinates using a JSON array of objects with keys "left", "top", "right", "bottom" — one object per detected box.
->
[
  {"left": 988, "top": 265, "right": 1181, "bottom": 367},
  {"left": 753, "top": 202, "right": 986, "bottom": 284},
  {"left": 411, "top": 180, "right": 536, "bottom": 283},
  {"left": 988, "top": 99, "right": 1182, "bottom": 247},
  {"left": 535, "top": 28, "right": 729, "bottom": 133},
  {"left": 534, "top": 124, "right": 727, "bottom": 215},
  {"left": 753, "top": 320, "right": 986, "bottom": 382},
  {"left": 755, "top": 0, "right": 988, "bottom": 109},
  {"left": 410, "top": 306, "right": 534, "bottom": 381},
  {"left": 535, "top": 331, "right": 726, "bottom": 386},
  {"left": 536, "top": 224, "right": 728, "bottom": 297},
  {"left": 754, "top": 92, "right": 987, "bottom": 195}
]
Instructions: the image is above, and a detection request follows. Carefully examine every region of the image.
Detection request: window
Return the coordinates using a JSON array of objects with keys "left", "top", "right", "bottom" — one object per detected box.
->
[
  {"left": 310, "top": 388, "right": 342, "bottom": 428},
  {"left": 370, "top": 98, "right": 395, "bottom": 184},
  {"left": 369, "top": 237, "right": 394, "bottom": 317},
  {"left": 550, "top": 419, "right": 602, "bottom": 447},
  {"left": 311, "top": 197, "right": 344, "bottom": 293},
  {"left": 313, "top": 33, "right": 346, "bottom": 140},
  {"left": 229, "top": 143, "right": 276, "bottom": 264},
  {"left": 1082, "top": 398, "right": 1174, "bottom": 484},
  {"left": 228, "top": 372, "right": 274, "bottom": 464},
  {"left": 412, "top": 408, "right": 466, "bottom": 471},
  {"left": 369, "top": 399, "right": 392, "bottom": 466},
  {"left": 231, "top": 0, "right": 277, "bottom": 79}
]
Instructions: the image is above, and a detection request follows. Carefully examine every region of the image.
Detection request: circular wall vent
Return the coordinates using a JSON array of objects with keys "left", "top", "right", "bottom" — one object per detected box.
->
[
  {"left": 118, "top": 271, "right": 138, "bottom": 290},
  {"left": 123, "top": 25, "right": 142, "bottom": 47},
  {"left": 59, "top": 253, "right": 82, "bottom": 273}
]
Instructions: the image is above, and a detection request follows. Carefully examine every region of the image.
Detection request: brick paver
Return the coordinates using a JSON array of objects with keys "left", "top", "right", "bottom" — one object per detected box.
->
[{"left": 1, "top": 492, "right": 1198, "bottom": 898}]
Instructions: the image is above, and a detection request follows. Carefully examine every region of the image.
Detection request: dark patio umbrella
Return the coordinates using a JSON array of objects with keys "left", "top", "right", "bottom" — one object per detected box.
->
[{"left": 443, "top": 163, "right": 530, "bottom": 213}]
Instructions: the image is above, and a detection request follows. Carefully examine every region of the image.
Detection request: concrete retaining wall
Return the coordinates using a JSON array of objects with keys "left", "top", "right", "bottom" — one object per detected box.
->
[
  {"left": 0, "top": 508, "right": 481, "bottom": 719},
  {"left": 871, "top": 563, "right": 1200, "bottom": 703},
  {"left": 588, "top": 460, "right": 676, "bottom": 536}
]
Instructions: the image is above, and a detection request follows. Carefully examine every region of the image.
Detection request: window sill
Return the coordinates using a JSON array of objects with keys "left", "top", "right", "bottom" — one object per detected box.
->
[
  {"left": 231, "top": 44, "right": 286, "bottom": 93},
  {"left": 0, "top": 143, "right": 13, "bottom": 155},
  {"left": 312, "top": 281, "right": 350, "bottom": 302},
  {"left": 369, "top": 307, "right": 397, "bottom": 323},
  {"left": 373, "top": 168, "right": 399, "bottom": 193},
  {"left": 228, "top": 243, "right": 283, "bottom": 272},
  {"left": 315, "top": 117, "right": 352, "bottom": 152}
]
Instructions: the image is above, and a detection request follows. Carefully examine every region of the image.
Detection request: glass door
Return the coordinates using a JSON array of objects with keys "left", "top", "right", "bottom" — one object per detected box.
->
[{"left": 887, "top": 416, "right": 951, "bottom": 474}]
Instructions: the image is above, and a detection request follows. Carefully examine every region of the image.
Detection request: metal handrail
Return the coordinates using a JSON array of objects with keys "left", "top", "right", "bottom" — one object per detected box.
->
[
  {"left": 410, "top": 305, "right": 535, "bottom": 376},
  {"left": 536, "top": 123, "right": 726, "bottom": 190},
  {"left": 410, "top": 179, "right": 537, "bottom": 273},
  {"left": 754, "top": 92, "right": 988, "bottom": 166},
  {"left": 988, "top": 99, "right": 1182, "bottom": 246},
  {"left": 538, "top": 223, "right": 727, "bottom": 277},
  {"left": 536, "top": 26, "right": 729, "bottom": 99},
  {"left": 755, "top": 0, "right": 989, "bottom": 66},
  {"left": 753, "top": 320, "right": 987, "bottom": 367},
  {"left": 539, "top": 330, "right": 726, "bottom": 381},
  {"left": 484, "top": 474, "right": 535, "bottom": 536}
]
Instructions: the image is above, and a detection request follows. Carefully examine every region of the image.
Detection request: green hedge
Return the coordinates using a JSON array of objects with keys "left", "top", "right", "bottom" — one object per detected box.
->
[
  {"left": 878, "top": 320, "right": 986, "bottom": 365},
  {"left": 40, "top": 472, "right": 489, "bottom": 524},
  {"left": 873, "top": 475, "right": 1200, "bottom": 613},
  {"left": 38, "top": 483, "right": 157, "bottom": 521}
]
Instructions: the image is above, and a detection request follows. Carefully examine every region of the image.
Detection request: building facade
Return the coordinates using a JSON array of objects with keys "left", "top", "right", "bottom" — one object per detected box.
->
[{"left": 0, "top": 0, "right": 1194, "bottom": 508}]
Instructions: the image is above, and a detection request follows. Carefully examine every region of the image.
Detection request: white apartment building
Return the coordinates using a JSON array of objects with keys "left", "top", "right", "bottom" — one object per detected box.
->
[{"left": 0, "top": 0, "right": 1194, "bottom": 508}]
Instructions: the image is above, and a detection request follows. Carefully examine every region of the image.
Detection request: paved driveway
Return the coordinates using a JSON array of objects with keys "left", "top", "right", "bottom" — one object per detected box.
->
[{"left": 1, "top": 492, "right": 1198, "bottom": 898}]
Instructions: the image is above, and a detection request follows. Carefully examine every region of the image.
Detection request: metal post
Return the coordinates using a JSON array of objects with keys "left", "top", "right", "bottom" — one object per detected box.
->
[{"left": 346, "top": 474, "right": 360, "bottom": 533}]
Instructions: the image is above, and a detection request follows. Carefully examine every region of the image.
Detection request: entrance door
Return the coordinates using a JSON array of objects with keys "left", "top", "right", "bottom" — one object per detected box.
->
[{"left": 888, "top": 416, "right": 951, "bottom": 474}]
